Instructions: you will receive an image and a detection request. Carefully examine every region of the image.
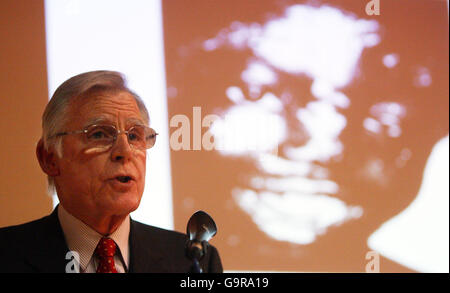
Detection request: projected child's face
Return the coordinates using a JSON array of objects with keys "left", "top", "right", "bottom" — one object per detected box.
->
[{"left": 204, "top": 5, "right": 409, "bottom": 244}]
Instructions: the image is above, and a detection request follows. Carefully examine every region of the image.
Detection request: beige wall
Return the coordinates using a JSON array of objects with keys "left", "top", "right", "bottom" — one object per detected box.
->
[{"left": 0, "top": 0, "right": 52, "bottom": 227}]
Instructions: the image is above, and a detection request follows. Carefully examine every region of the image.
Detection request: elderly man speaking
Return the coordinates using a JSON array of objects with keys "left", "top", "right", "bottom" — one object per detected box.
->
[{"left": 0, "top": 71, "right": 222, "bottom": 273}]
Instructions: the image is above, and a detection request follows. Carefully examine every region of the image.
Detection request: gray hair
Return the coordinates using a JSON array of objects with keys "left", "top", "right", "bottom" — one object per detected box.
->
[{"left": 41, "top": 70, "right": 150, "bottom": 195}]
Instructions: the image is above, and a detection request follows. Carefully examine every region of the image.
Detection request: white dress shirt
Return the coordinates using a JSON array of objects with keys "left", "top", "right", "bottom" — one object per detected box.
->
[{"left": 57, "top": 205, "right": 130, "bottom": 273}]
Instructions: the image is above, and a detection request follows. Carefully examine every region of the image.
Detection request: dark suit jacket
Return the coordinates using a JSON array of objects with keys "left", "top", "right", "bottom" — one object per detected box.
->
[{"left": 0, "top": 207, "right": 223, "bottom": 273}]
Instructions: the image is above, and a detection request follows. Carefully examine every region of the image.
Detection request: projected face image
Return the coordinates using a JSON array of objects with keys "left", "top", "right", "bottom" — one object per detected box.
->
[
  {"left": 207, "top": 5, "right": 378, "bottom": 245},
  {"left": 165, "top": 0, "right": 449, "bottom": 272}
]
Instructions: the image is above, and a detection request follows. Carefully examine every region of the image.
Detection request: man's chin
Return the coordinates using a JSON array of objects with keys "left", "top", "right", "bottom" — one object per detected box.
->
[{"left": 104, "top": 193, "right": 142, "bottom": 216}]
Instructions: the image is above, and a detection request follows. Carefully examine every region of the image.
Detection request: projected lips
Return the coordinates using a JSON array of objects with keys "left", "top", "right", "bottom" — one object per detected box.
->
[{"left": 205, "top": 5, "right": 380, "bottom": 244}]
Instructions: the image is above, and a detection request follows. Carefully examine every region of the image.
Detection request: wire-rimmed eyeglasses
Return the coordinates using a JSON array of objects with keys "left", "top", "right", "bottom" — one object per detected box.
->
[{"left": 49, "top": 124, "right": 158, "bottom": 151}]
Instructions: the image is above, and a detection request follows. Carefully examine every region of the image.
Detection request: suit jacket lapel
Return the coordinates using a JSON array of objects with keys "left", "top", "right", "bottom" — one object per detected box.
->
[
  {"left": 128, "top": 219, "right": 168, "bottom": 273},
  {"left": 24, "top": 206, "right": 70, "bottom": 273}
]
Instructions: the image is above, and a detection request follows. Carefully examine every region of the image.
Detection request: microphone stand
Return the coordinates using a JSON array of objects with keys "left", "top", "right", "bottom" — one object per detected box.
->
[{"left": 186, "top": 240, "right": 207, "bottom": 273}]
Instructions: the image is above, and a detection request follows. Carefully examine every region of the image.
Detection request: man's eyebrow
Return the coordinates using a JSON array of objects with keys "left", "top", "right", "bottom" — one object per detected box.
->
[
  {"left": 83, "top": 117, "right": 146, "bottom": 128},
  {"left": 84, "top": 117, "right": 112, "bottom": 127},
  {"left": 126, "top": 117, "right": 146, "bottom": 126}
]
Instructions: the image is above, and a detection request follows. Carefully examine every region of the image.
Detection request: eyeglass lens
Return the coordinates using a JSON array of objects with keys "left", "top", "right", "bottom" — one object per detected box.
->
[{"left": 85, "top": 125, "right": 157, "bottom": 149}]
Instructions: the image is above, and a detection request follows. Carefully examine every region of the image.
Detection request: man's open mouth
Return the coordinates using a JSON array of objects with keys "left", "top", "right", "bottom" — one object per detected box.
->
[{"left": 116, "top": 176, "right": 132, "bottom": 183}]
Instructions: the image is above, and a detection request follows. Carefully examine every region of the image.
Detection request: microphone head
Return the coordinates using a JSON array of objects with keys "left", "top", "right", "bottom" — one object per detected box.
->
[{"left": 186, "top": 210, "right": 217, "bottom": 242}]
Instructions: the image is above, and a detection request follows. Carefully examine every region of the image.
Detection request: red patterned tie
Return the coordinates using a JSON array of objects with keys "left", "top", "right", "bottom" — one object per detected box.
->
[{"left": 95, "top": 237, "right": 118, "bottom": 273}]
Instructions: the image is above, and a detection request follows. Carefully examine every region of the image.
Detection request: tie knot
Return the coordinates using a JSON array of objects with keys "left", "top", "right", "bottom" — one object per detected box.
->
[{"left": 95, "top": 237, "right": 117, "bottom": 258}]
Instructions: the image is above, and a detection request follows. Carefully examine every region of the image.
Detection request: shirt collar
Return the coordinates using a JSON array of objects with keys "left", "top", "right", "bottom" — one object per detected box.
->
[{"left": 57, "top": 204, "right": 130, "bottom": 272}]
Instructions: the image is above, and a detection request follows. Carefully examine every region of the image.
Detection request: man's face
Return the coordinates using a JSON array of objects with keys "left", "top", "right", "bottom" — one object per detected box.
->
[{"left": 54, "top": 91, "right": 147, "bottom": 219}]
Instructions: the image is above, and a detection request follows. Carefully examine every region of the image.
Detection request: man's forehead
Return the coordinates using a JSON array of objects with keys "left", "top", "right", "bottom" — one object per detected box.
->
[
  {"left": 67, "top": 91, "right": 145, "bottom": 126},
  {"left": 72, "top": 90, "right": 137, "bottom": 108}
]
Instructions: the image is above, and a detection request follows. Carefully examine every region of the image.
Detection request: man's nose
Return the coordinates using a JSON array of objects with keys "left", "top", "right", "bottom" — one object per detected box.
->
[{"left": 110, "top": 133, "right": 133, "bottom": 162}]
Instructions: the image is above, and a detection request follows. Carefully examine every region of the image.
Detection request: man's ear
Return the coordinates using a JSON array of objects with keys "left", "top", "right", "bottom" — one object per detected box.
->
[{"left": 36, "top": 138, "right": 60, "bottom": 177}]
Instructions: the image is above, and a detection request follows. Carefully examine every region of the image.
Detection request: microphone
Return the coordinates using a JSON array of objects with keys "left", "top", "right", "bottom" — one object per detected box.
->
[{"left": 185, "top": 210, "right": 217, "bottom": 273}]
